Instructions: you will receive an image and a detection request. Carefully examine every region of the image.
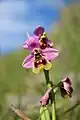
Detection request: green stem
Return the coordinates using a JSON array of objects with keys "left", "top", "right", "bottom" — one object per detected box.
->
[
  {"left": 43, "top": 70, "right": 51, "bottom": 88},
  {"left": 51, "top": 93, "right": 56, "bottom": 120},
  {"left": 43, "top": 70, "right": 56, "bottom": 120},
  {"left": 53, "top": 82, "right": 61, "bottom": 93}
]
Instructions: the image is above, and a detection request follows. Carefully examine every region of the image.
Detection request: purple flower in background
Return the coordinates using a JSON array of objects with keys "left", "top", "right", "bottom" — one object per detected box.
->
[
  {"left": 60, "top": 77, "right": 73, "bottom": 98},
  {"left": 22, "top": 32, "right": 40, "bottom": 51},
  {"left": 34, "top": 26, "right": 53, "bottom": 49},
  {"left": 40, "top": 87, "right": 52, "bottom": 106},
  {"left": 22, "top": 48, "right": 59, "bottom": 74}
]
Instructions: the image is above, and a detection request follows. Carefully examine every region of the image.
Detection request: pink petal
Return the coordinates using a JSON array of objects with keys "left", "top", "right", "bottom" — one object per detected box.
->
[
  {"left": 40, "top": 87, "right": 52, "bottom": 106},
  {"left": 65, "top": 77, "right": 72, "bottom": 85},
  {"left": 42, "top": 48, "right": 58, "bottom": 52},
  {"left": 26, "top": 32, "right": 31, "bottom": 39},
  {"left": 34, "top": 26, "right": 44, "bottom": 36},
  {"left": 40, "top": 93, "right": 49, "bottom": 106},
  {"left": 22, "top": 35, "right": 40, "bottom": 51},
  {"left": 42, "top": 48, "right": 59, "bottom": 61},
  {"left": 22, "top": 54, "right": 34, "bottom": 68},
  {"left": 64, "top": 82, "right": 70, "bottom": 91},
  {"left": 22, "top": 42, "right": 28, "bottom": 49},
  {"left": 62, "top": 77, "right": 72, "bottom": 85}
]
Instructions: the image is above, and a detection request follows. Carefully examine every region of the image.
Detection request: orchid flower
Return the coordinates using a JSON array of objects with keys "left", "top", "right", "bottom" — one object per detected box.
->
[
  {"left": 34, "top": 26, "right": 53, "bottom": 49},
  {"left": 60, "top": 77, "right": 73, "bottom": 98},
  {"left": 22, "top": 48, "right": 59, "bottom": 74}
]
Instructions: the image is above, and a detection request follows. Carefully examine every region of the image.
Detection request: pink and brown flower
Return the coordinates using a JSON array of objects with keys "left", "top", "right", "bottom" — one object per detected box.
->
[
  {"left": 34, "top": 26, "right": 53, "bottom": 49},
  {"left": 60, "top": 77, "right": 73, "bottom": 98},
  {"left": 22, "top": 48, "right": 59, "bottom": 74},
  {"left": 40, "top": 87, "right": 52, "bottom": 106}
]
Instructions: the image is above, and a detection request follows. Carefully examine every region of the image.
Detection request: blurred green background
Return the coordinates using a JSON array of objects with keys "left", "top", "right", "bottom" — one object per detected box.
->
[{"left": 0, "top": 1, "right": 80, "bottom": 120}]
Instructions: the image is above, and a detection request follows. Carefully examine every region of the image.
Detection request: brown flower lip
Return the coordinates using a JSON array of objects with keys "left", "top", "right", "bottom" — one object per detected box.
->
[
  {"left": 34, "top": 58, "right": 47, "bottom": 68},
  {"left": 34, "top": 49, "right": 47, "bottom": 68}
]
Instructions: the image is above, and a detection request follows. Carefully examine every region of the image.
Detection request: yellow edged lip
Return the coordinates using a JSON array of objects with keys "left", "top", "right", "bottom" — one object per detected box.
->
[{"left": 32, "top": 61, "right": 52, "bottom": 74}]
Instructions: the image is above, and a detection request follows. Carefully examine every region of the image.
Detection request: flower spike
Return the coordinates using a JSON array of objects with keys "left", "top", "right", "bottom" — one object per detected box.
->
[{"left": 22, "top": 26, "right": 59, "bottom": 74}]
